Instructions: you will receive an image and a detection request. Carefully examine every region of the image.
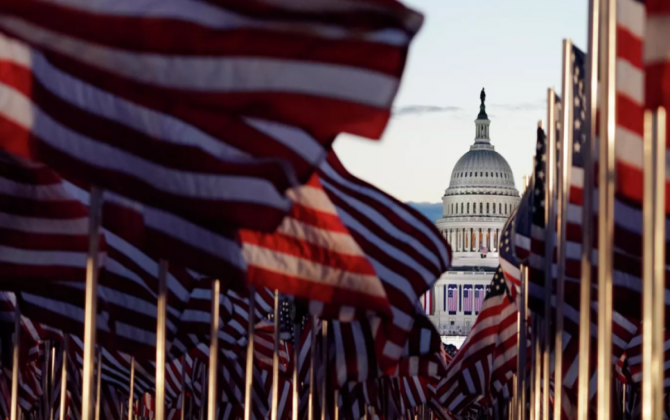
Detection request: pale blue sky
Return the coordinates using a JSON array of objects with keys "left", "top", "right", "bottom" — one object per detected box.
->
[{"left": 334, "top": 0, "right": 588, "bottom": 203}]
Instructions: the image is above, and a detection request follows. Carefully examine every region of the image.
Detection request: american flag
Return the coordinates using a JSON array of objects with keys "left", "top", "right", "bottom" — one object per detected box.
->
[
  {"left": 434, "top": 266, "right": 517, "bottom": 414},
  {"left": 421, "top": 288, "right": 434, "bottom": 316},
  {"left": 499, "top": 208, "right": 521, "bottom": 292},
  {"left": 474, "top": 286, "right": 485, "bottom": 314},
  {"left": 462, "top": 285, "right": 473, "bottom": 315},
  {"left": 447, "top": 285, "right": 458, "bottom": 314}
]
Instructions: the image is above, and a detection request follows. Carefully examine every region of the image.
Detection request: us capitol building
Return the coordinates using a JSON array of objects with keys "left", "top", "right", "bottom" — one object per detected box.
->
[{"left": 426, "top": 89, "right": 520, "bottom": 346}]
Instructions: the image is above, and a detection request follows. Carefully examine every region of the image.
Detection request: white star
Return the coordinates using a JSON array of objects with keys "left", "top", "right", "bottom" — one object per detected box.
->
[{"left": 574, "top": 141, "right": 581, "bottom": 153}]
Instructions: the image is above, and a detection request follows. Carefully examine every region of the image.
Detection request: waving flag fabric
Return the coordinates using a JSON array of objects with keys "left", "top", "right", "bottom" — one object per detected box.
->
[{"left": 421, "top": 289, "right": 434, "bottom": 316}]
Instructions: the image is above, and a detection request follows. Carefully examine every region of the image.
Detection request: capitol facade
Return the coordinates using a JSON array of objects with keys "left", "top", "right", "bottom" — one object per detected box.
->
[{"left": 426, "top": 89, "right": 520, "bottom": 346}]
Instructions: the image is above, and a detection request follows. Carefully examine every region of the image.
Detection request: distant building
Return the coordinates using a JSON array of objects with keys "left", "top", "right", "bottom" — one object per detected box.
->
[{"left": 423, "top": 89, "right": 520, "bottom": 346}]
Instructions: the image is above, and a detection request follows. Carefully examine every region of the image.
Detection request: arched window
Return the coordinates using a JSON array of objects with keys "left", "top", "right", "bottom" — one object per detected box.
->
[
  {"left": 480, "top": 172, "right": 483, "bottom": 176},
  {"left": 496, "top": 172, "right": 498, "bottom": 177},
  {"left": 493, "top": 203, "right": 496, "bottom": 214},
  {"left": 486, "top": 172, "right": 488, "bottom": 177},
  {"left": 479, "top": 202, "right": 483, "bottom": 213},
  {"left": 499, "top": 203, "right": 502, "bottom": 213},
  {"left": 486, "top": 203, "right": 489, "bottom": 213},
  {"left": 460, "top": 203, "right": 463, "bottom": 213},
  {"left": 467, "top": 203, "right": 470, "bottom": 213}
]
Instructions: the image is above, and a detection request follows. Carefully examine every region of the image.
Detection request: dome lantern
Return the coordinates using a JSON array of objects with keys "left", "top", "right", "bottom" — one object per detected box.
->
[{"left": 475, "top": 88, "right": 491, "bottom": 144}]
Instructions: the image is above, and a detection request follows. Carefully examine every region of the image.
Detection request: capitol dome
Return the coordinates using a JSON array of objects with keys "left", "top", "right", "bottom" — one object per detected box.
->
[{"left": 435, "top": 89, "right": 520, "bottom": 259}]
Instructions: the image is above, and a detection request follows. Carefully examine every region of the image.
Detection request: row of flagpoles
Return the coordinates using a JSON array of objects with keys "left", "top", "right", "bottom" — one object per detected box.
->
[
  {"left": 490, "top": 0, "right": 670, "bottom": 418},
  {"left": 0, "top": 2, "right": 461, "bottom": 420}
]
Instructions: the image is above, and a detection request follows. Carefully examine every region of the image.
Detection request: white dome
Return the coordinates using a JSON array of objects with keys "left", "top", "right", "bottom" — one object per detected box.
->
[{"left": 446, "top": 143, "right": 519, "bottom": 197}]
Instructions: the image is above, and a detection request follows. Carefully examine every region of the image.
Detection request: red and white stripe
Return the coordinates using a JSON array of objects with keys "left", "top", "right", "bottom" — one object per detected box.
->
[
  {"left": 240, "top": 173, "right": 391, "bottom": 316},
  {"left": 0, "top": 0, "right": 421, "bottom": 140},
  {"left": 420, "top": 289, "right": 434, "bottom": 316},
  {"left": 0, "top": 32, "right": 296, "bottom": 233}
]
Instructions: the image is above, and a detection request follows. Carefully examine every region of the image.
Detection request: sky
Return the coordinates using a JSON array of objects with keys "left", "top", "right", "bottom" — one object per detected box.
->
[{"left": 333, "top": 0, "right": 589, "bottom": 203}]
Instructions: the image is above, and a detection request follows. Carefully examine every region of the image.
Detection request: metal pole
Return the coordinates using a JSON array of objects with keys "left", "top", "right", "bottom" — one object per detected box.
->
[
  {"left": 292, "top": 320, "right": 301, "bottom": 420},
  {"left": 543, "top": 87, "right": 557, "bottom": 420},
  {"left": 578, "top": 2, "right": 598, "bottom": 420},
  {"left": 59, "top": 337, "right": 69, "bottom": 420},
  {"left": 511, "top": 375, "right": 517, "bottom": 420},
  {"left": 82, "top": 187, "right": 103, "bottom": 420},
  {"left": 156, "top": 260, "right": 169, "bottom": 420},
  {"left": 94, "top": 349, "right": 102, "bottom": 420},
  {"left": 517, "top": 265, "right": 528, "bottom": 420},
  {"left": 209, "top": 279, "right": 221, "bottom": 420},
  {"left": 243, "top": 285, "right": 255, "bottom": 420},
  {"left": 181, "top": 356, "right": 186, "bottom": 420},
  {"left": 199, "top": 365, "right": 206, "bottom": 420},
  {"left": 652, "top": 108, "right": 666, "bottom": 420},
  {"left": 127, "top": 357, "right": 135, "bottom": 420},
  {"left": 320, "top": 321, "right": 328, "bottom": 420},
  {"left": 308, "top": 317, "right": 317, "bottom": 420},
  {"left": 555, "top": 38, "right": 573, "bottom": 420},
  {"left": 643, "top": 108, "right": 667, "bottom": 420},
  {"left": 333, "top": 390, "right": 339, "bottom": 420},
  {"left": 10, "top": 304, "right": 20, "bottom": 420},
  {"left": 533, "top": 316, "right": 542, "bottom": 420},
  {"left": 271, "top": 290, "right": 280, "bottom": 420},
  {"left": 597, "top": 0, "right": 616, "bottom": 418},
  {"left": 50, "top": 345, "right": 56, "bottom": 420}
]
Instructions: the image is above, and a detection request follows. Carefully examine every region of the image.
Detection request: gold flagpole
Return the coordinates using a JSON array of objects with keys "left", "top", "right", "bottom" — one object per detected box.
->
[
  {"left": 652, "top": 107, "right": 666, "bottom": 420},
  {"left": 82, "top": 187, "right": 103, "bottom": 420},
  {"left": 597, "top": 0, "right": 616, "bottom": 418},
  {"left": 94, "top": 349, "right": 102, "bottom": 420},
  {"left": 271, "top": 290, "right": 281, "bottom": 420},
  {"left": 643, "top": 107, "right": 667, "bottom": 420},
  {"left": 307, "top": 316, "right": 318, "bottom": 420},
  {"left": 181, "top": 356, "right": 186, "bottom": 420},
  {"left": 243, "top": 285, "right": 256, "bottom": 420},
  {"left": 555, "top": 38, "right": 574, "bottom": 420},
  {"left": 533, "top": 316, "right": 542, "bottom": 420},
  {"left": 59, "top": 336, "right": 69, "bottom": 420},
  {"left": 127, "top": 356, "right": 135, "bottom": 420},
  {"left": 543, "top": 87, "right": 557, "bottom": 420},
  {"left": 50, "top": 344, "right": 57, "bottom": 420},
  {"left": 156, "top": 260, "right": 169, "bottom": 420},
  {"left": 10, "top": 303, "right": 20, "bottom": 420},
  {"left": 208, "top": 279, "right": 221, "bottom": 420},
  {"left": 517, "top": 265, "right": 527, "bottom": 420},
  {"left": 320, "top": 321, "right": 328, "bottom": 420},
  {"left": 292, "top": 317, "right": 301, "bottom": 420},
  {"left": 578, "top": 1, "right": 598, "bottom": 419}
]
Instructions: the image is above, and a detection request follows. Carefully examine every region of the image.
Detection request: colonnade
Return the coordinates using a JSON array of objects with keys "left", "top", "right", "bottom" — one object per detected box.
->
[{"left": 443, "top": 227, "right": 500, "bottom": 252}]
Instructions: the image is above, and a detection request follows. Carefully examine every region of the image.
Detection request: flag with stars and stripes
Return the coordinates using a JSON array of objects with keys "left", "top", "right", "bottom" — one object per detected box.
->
[
  {"left": 474, "top": 285, "right": 485, "bottom": 314},
  {"left": 434, "top": 266, "right": 518, "bottom": 414},
  {"left": 447, "top": 285, "right": 458, "bottom": 314},
  {"left": 462, "top": 285, "right": 473, "bottom": 315},
  {"left": 499, "top": 208, "right": 521, "bottom": 291}
]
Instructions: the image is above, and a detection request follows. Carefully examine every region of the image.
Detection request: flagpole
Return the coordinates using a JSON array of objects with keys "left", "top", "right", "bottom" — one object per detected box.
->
[
  {"left": 271, "top": 290, "right": 281, "bottom": 420},
  {"left": 517, "top": 265, "right": 527, "bottom": 420},
  {"left": 243, "top": 285, "right": 256, "bottom": 420},
  {"left": 292, "top": 318, "right": 301, "bottom": 420},
  {"left": 543, "top": 87, "right": 557, "bottom": 420},
  {"left": 597, "top": 0, "right": 616, "bottom": 418},
  {"left": 10, "top": 303, "right": 20, "bottom": 420},
  {"left": 554, "top": 38, "right": 573, "bottom": 420},
  {"left": 652, "top": 108, "right": 666, "bottom": 420},
  {"left": 308, "top": 316, "right": 318, "bottom": 420},
  {"left": 643, "top": 107, "right": 667, "bottom": 420},
  {"left": 59, "top": 336, "right": 69, "bottom": 420},
  {"left": 181, "top": 356, "right": 186, "bottom": 420},
  {"left": 578, "top": 1, "right": 599, "bottom": 420},
  {"left": 94, "top": 348, "right": 102, "bottom": 420},
  {"left": 127, "top": 356, "right": 135, "bottom": 420},
  {"left": 208, "top": 279, "right": 221, "bottom": 420},
  {"left": 320, "top": 321, "right": 328, "bottom": 420},
  {"left": 533, "top": 316, "right": 542, "bottom": 420},
  {"left": 82, "top": 187, "right": 103, "bottom": 420},
  {"left": 156, "top": 260, "right": 169, "bottom": 420},
  {"left": 50, "top": 344, "right": 57, "bottom": 420}
]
